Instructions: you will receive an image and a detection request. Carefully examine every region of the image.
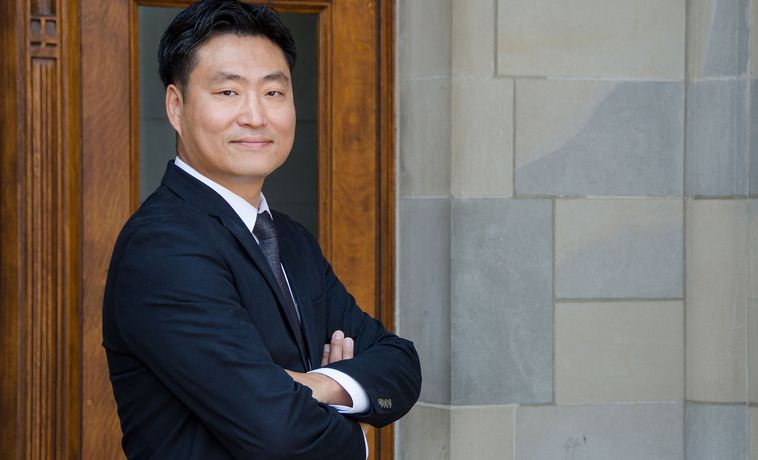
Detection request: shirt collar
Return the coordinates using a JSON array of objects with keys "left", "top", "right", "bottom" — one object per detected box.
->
[{"left": 173, "top": 156, "right": 271, "bottom": 234}]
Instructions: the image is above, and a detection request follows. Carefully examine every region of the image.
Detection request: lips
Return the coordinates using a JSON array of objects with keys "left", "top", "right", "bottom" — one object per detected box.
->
[{"left": 230, "top": 137, "right": 273, "bottom": 149}]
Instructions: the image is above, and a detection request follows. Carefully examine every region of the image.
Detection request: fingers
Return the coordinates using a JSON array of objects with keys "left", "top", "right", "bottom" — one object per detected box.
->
[
  {"left": 343, "top": 337, "right": 354, "bottom": 360},
  {"left": 322, "top": 330, "right": 355, "bottom": 364},
  {"left": 328, "top": 330, "right": 344, "bottom": 363},
  {"left": 321, "top": 344, "right": 330, "bottom": 367},
  {"left": 321, "top": 337, "right": 353, "bottom": 366}
]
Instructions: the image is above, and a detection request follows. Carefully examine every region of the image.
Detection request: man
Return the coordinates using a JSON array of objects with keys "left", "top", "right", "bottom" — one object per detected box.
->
[{"left": 101, "top": 1, "right": 421, "bottom": 458}]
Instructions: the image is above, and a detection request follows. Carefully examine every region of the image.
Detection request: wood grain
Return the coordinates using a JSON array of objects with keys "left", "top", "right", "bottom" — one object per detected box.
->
[
  {"left": 1, "top": 0, "right": 82, "bottom": 458},
  {"left": 0, "top": 0, "right": 25, "bottom": 456},
  {"left": 81, "top": 0, "right": 131, "bottom": 458}
]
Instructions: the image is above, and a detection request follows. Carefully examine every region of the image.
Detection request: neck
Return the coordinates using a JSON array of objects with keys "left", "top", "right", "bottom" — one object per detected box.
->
[{"left": 176, "top": 154, "right": 264, "bottom": 209}]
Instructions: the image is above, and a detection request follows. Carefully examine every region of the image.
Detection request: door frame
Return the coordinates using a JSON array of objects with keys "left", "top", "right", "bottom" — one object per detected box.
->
[{"left": 0, "top": 0, "right": 396, "bottom": 458}]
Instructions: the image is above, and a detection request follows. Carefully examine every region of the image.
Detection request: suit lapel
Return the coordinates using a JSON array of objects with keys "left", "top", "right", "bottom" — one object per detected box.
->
[
  {"left": 161, "top": 162, "right": 309, "bottom": 370},
  {"left": 219, "top": 217, "right": 309, "bottom": 369},
  {"left": 277, "top": 220, "right": 321, "bottom": 369}
]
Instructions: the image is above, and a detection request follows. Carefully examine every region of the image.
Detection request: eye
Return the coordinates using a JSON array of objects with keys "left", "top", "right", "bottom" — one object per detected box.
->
[
  {"left": 265, "top": 90, "right": 284, "bottom": 97},
  {"left": 218, "top": 90, "right": 237, "bottom": 96}
]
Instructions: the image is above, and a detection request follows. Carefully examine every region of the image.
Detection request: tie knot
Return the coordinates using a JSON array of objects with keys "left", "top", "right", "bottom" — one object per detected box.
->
[{"left": 253, "top": 212, "right": 277, "bottom": 241}]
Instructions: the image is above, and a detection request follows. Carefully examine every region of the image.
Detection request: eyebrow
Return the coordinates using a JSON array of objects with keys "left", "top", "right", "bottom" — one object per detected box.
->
[
  {"left": 209, "top": 71, "right": 290, "bottom": 84},
  {"left": 209, "top": 71, "right": 247, "bottom": 83},
  {"left": 261, "top": 71, "right": 290, "bottom": 84}
]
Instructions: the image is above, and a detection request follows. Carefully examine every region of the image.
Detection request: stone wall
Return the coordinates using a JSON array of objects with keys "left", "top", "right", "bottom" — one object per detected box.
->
[{"left": 396, "top": 0, "right": 758, "bottom": 458}]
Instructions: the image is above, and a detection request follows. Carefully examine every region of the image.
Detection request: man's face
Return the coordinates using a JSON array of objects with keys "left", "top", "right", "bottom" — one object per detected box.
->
[{"left": 165, "top": 34, "right": 296, "bottom": 196}]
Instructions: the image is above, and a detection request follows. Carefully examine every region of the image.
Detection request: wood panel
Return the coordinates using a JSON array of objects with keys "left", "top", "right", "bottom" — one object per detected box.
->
[
  {"left": 81, "top": 0, "right": 132, "bottom": 457},
  {"left": 0, "top": 0, "right": 25, "bottom": 457},
  {"left": 0, "top": 0, "right": 82, "bottom": 459}
]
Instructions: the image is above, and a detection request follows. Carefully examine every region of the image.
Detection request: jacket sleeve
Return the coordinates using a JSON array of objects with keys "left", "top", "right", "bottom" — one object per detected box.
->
[
  {"left": 110, "top": 220, "right": 365, "bottom": 460},
  {"left": 297, "top": 225, "right": 422, "bottom": 427}
]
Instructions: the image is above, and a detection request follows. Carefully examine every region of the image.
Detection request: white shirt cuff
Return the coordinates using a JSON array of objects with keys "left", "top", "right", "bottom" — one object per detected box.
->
[{"left": 308, "top": 367, "right": 369, "bottom": 414}]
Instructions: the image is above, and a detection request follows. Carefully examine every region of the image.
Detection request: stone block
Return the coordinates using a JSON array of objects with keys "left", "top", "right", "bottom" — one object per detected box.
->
[
  {"left": 555, "top": 301, "right": 684, "bottom": 404},
  {"left": 685, "top": 403, "right": 747, "bottom": 460},
  {"left": 451, "top": 76, "right": 513, "bottom": 197},
  {"left": 398, "top": 0, "right": 452, "bottom": 80},
  {"left": 515, "top": 403, "right": 684, "bottom": 460},
  {"left": 750, "top": 80, "right": 758, "bottom": 195},
  {"left": 686, "top": 79, "right": 748, "bottom": 196},
  {"left": 399, "top": 77, "right": 451, "bottom": 196},
  {"left": 555, "top": 199, "right": 683, "bottom": 298},
  {"left": 450, "top": 406, "right": 514, "bottom": 460},
  {"left": 497, "top": 0, "right": 685, "bottom": 78},
  {"left": 451, "top": 198, "right": 552, "bottom": 404},
  {"left": 452, "top": 0, "right": 495, "bottom": 77},
  {"left": 686, "top": 200, "right": 748, "bottom": 402},
  {"left": 751, "top": 407, "right": 758, "bottom": 459},
  {"left": 398, "top": 197, "right": 451, "bottom": 404},
  {"left": 688, "top": 0, "right": 749, "bottom": 78},
  {"left": 515, "top": 80, "right": 684, "bottom": 197},
  {"left": 751, "top": 200, "right": 758, "bottom": 298},
  {"left": 750, "top": 299, "right": 758, "bottom": 404},
  {"left": 398, "top": 404, "right": 450, "bottom": 460}
]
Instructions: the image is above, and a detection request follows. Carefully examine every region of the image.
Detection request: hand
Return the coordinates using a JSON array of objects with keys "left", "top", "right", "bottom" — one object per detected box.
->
[
  {"left": 286, "top": 330, "right": 355, "bottom": 406},
  {"left": 321, "top": 329, "right": 354, "bottom": 366}
]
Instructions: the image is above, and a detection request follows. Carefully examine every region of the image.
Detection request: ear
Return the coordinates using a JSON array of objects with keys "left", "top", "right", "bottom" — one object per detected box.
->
[{"left": 165, "top": 84, "right": 184, "bottom": 137}]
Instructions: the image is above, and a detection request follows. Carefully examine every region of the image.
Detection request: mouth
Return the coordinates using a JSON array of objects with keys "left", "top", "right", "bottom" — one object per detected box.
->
[{"left": 230, "top": 137, "right": 273, "bottom": 149}]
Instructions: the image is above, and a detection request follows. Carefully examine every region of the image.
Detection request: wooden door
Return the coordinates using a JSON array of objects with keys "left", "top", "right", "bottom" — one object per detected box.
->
[{"left": 0, "top": 0, "right": 395, "bottom": 458}]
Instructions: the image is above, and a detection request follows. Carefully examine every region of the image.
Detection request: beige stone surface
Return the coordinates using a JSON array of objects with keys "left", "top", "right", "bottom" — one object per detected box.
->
[
  {"left": 450, "top": 406, "right": 514, "bottom": 460},
  {"left": 451, "top": 76, "right": 513, "bottom": 197},
  {"left": 397, "top": 0, "right": 452, "bottom": 80},
  {"left": 399, "top": 77, "right": 451, "bottom": 196},
  {"left": 497, "top": 0, "right": 685, "bottom": 78},
  {"left": 686, "top": 200, "right": 748, "bottom": 402},
  {"left": 687, "top": 0, "right": 719, "bottom": 79},
  {"left": 555, "top": 198, "right": 683, "bottom": 298},
  {"left": 751, "top": 407, "right": 758, "bottom": 459},
  {"left": 750, "top": 299, "right": 758, "bottom": 404},
  {"left": 555, "top": 301, "right": 684, "bottom": 404},
  {"left": 452, "top": 0, "right": 495, "bottom": 77},
  {"left": 751, "top": 204, "right": 758, "bottom": 404},
  {"left": 687, "top": 0, "right": 749, "bottom": 79},
  {"left": 515, "top": 79, "right": 617, "bottom": 170},
  {"left": 753, "top": 0, "right": 758, "bottom": 77},
  {"left": 750, "top": 201, "right": 758, "bottom": 299},
  {"left": 398, "top": 404, "right": 451, "bottom": 460}
]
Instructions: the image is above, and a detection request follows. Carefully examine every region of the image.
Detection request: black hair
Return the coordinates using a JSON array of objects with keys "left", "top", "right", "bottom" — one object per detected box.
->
[{"left": 157, "top": 0, "right": 296, "bottom": 90}]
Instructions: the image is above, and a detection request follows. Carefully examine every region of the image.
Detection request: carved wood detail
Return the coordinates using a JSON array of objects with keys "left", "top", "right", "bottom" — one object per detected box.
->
[
  {"left": 24, "top": 57, "right": 61, "bottom": 460},
  {"left": 3, "top": 0, "right": 83, "bottom": 458}
]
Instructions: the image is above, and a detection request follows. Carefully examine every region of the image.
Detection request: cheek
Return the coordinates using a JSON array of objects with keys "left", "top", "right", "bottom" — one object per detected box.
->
[
  {"left": 191, "top": 111, "right": 235, "bottom": 139},
  {"left": 273, "top": 109, "right": 296, "bottom": 138}
]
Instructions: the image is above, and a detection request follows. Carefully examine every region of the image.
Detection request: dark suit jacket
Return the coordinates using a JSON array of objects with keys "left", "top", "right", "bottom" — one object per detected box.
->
[{"left": 102, "top": 163, "right": 422, "bottom": 460}]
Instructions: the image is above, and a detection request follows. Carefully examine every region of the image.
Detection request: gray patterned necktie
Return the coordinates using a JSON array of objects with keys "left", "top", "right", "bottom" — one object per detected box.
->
[{"left": 253, "top": 212, "right": 303, "bottom": 336}]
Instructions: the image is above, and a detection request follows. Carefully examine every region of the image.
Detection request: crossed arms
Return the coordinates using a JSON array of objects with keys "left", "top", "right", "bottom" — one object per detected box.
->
[{"left": 104, "top": 214, "right": 421, "bottom": 459}]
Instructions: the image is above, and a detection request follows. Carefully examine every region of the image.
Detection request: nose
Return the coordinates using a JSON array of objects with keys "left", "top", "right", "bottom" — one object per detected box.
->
[{"left": 237, "top": 94, "right": 266, "bottom": 127}]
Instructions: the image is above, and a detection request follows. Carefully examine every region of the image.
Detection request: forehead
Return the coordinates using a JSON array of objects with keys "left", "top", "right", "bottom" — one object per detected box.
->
[{"left": 190, "top": 34, "right": 291, "bottom": 81}]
